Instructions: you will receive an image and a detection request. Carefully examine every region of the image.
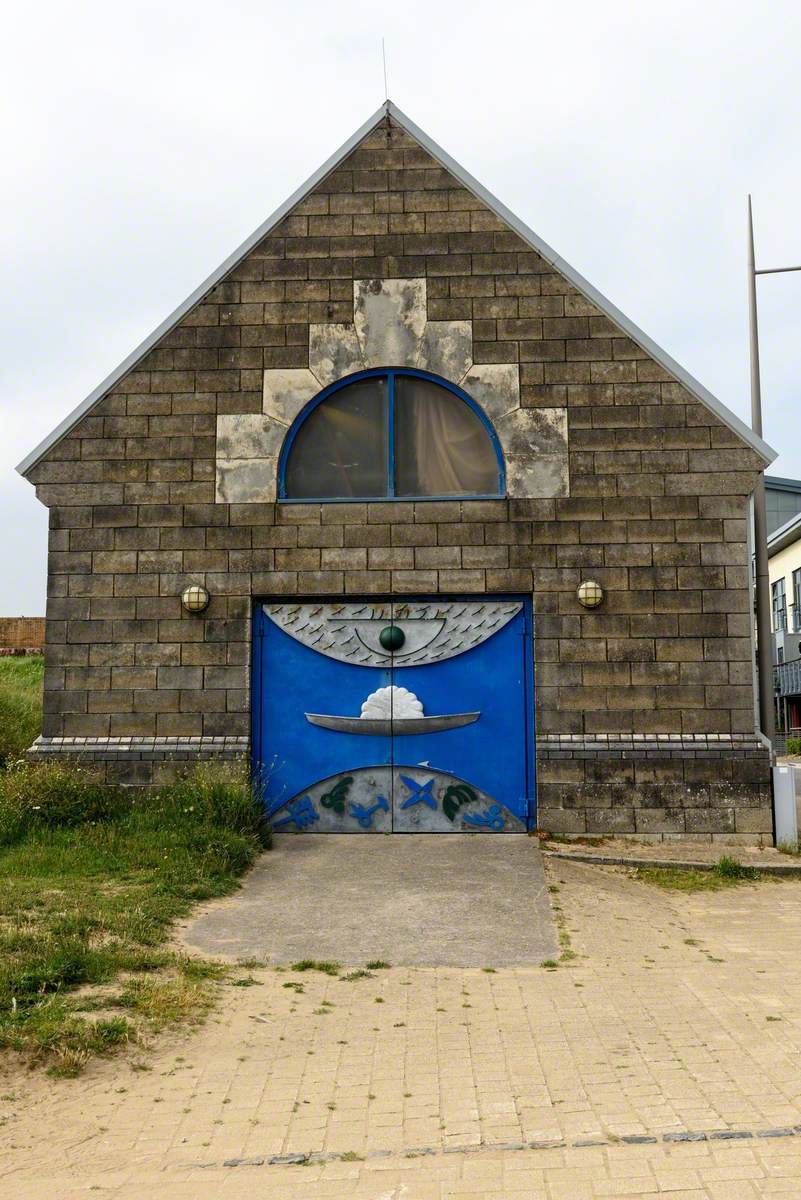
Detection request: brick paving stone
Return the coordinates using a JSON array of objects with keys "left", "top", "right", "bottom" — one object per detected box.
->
[{"left": 3, "top": 862, "right": 801, "bottom": 1196}]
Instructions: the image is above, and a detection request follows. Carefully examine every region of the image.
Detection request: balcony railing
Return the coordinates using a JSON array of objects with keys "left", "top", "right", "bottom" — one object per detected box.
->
[{"left": 774, "top": 658, "right": 801, "bottom": 697}]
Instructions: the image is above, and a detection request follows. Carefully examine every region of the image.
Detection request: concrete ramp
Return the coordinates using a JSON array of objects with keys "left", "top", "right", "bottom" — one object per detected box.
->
[{"left": 181, "top": 834, "right": 557, "bottom": 968}]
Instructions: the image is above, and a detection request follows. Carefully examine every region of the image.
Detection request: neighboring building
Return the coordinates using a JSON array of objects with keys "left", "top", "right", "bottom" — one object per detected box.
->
[
  {"left": 765, "top": 475, "right": 801, "bottom": 536},
  {"left": 17, "top": 102, "right": 777, "bottom": 839},
  {"left": 768, "top": 509, "right": 801, "bottom": 733},
  {"left": 0, "top": 617, "right": 45, "bottom": 652}
]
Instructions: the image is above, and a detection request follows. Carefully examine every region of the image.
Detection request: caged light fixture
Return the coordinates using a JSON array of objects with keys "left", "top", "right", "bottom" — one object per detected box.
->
[
  {"left": 576, "top": 580, "right": 603, "bottom": 609},
  {"left": 181, "top": 584, "right": 210, "bottom": 614}
]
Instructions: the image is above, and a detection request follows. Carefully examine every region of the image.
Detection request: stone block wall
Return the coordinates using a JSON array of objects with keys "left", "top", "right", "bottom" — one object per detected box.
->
[
  {"left": 24, "top": 117, "right": 773, "bottom": 834},
  {"left": 537, "top": 734, "right": 772, "bottom": 840}
]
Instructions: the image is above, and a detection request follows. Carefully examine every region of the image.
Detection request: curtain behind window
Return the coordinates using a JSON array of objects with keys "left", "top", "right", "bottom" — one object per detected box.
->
[{"left": 394, "top": 375, "right": 499, "bottom": 496}]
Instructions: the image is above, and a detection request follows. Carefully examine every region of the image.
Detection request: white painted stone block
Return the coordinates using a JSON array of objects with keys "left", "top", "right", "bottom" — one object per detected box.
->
[
  {"left": 263, "top": 368, "right": 319, "bottom": 425},
  {"left": 354, "top": 278, "right": 427, "bottom": 368},
  {"left": 309, "top": 324, "right": 364, "bottom": 386},
  {"left": 505, "top": 454, "right": 569, "bottom": 498},
  {"left": 418, "top": 321, "right": 473, "bottom": 381},
  {"left": 460, "top": 364, "right": 520, "bottom": 422},
  {"left": 216, "top": 414, "right": 285, "bottom": 460},
  {"left": 494, "top": 407, "right": 568, "bottom": 457},
  {"left": 215, "top": 457, "right": 277, "bottom": 504}
]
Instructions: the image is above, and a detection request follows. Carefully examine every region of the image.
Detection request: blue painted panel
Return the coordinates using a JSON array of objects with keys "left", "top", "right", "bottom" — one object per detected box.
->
[
  {"left": 392, "top": 605, "right": 530, "bottom": 823},
  {"left": 252, "top": 597, "right": 535, "bottom": 830},
  {"left": 253, "top": 606, "right": 391, "bottom": 816}
]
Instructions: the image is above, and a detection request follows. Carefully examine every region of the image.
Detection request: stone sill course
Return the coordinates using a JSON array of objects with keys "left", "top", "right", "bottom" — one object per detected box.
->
[{"left": 542, "top": 835, "right": 801, "bottom": 872}]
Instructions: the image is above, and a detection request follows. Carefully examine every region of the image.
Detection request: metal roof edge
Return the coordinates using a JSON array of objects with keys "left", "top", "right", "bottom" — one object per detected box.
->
[
  {"left": 19, "top": 98, "right": 776, "bottom": 476},
  {"left": 768, "top": 509, "right": 801, "bottom": 555},
  {"left": 385, "top": 101, "right": 776, "bottom": 467},
  {"left": 765, "top": 474, "right": 801, "bottom": 491},
  {"left": 16, "top": 102, "right": 392, "bottom": 477}
]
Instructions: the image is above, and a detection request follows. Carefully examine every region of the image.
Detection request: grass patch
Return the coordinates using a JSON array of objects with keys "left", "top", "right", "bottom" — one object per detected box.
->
[
  {"left": 0, "top": 1000, "right": 134, "bottom": 1078},
  {"left": 716, "top": 855, "right": 758, "bottom": 880},
  {"left": 0, "top": 657, "right": 43, "bottom": 766},
  {"left": 0, "top": 760, "right": 268, "bottom": 1073},
  {"left": 291, "top": 960, "right": 341, "bottom": 976},
  {"left": 636, "top": 855, "right": 760, "bottom": 892},
  {"left": 114, "top": 968, "right": 222, "bottom": 1027},
  {"left": 365, "top": 960, "right": 391, "bottom": 970}
]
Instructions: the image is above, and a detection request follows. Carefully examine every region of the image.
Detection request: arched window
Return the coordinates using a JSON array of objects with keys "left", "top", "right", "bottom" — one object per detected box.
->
[{"left": 280, "top": 368, "right": 504, "bottom": 501}]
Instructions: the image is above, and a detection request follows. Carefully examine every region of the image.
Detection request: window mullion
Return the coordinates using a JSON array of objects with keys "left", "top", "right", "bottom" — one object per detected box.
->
[{"left": 387, "top": 371, "right": 396, "bottom": 498}]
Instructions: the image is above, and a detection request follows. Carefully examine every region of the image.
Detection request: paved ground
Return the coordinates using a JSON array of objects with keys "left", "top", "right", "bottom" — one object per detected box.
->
[
  {"left": 3, "top": 854, "right": 801, "bottom": 1196},
  {"left": 181, "top": 833, "right": 558, "bottom": 967}
]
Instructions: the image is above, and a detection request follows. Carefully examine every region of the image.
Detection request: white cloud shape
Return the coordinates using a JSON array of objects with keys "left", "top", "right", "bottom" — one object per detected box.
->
[{"left": 360, "top": 685, "right": 424, "bottom": 720}]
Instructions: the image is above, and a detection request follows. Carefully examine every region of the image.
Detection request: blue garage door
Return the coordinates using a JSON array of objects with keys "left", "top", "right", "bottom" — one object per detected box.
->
[{"left": 252, "top": 598, "right": 534, "bottom": 832}]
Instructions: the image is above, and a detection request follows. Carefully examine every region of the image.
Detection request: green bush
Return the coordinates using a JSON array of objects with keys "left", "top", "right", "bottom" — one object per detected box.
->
[
  {"left": 0, "top": 760, "right": 130, "bottom": 846},
  {"left": 785, "top": 736, "right": 801, "bottom": 756},
  {"left": 0, "top": 656, "right": 44, "bottom": 765},
  {"left": 0, "top": 759, "right": 270, "bottom": 852},
  {"left": 154, "top": 762, "right": 271, "bottom": 847}
]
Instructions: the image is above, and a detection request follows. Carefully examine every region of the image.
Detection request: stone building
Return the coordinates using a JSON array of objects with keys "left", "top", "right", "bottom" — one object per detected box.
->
[{"left": 18, "top": 102, "right": 777, "bottom": 839}]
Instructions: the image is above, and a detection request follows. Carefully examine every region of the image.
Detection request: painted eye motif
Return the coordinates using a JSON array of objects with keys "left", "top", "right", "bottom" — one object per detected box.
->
[
  {"left": 348, "top": 619, "right": 445, "bottom": 657},
  {"left": 265, "top": 601, "right": 522, "bottom": 666}
]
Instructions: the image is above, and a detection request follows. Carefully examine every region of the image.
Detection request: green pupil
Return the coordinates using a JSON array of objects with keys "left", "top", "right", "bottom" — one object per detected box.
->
[{"left": 379, "top": 625, "right": 405, "bottom": 651}]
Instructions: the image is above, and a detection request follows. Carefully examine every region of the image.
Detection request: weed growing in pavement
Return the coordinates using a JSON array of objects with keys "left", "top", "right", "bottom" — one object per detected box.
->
[{"left": 636, "top": 856, "right": 762, "bottom": 892}]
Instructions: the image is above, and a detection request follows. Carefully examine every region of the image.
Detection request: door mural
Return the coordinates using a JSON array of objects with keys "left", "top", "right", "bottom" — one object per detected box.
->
[{"left": 252, "top": 598, "right": 534, "bottom": 832}]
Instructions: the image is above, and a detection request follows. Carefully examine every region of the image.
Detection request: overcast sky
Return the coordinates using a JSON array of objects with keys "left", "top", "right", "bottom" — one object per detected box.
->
[{"left": 2, "top": 1, "right": 800, "bottom": 614}]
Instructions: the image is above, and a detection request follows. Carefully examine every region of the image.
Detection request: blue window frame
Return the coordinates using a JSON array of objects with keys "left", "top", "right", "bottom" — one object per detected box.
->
[{"left": 278, "top": 367, "right": 505, "bottom": 502}]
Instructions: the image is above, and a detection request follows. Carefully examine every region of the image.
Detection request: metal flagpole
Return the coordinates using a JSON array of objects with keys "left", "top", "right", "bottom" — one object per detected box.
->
[
  {"left": 747, "top": 195, "right": 775, "bottom": 744},
  {"left": 749, "top": 201, "right": 801, "bottom": 845},
  {"left": 748, "top": 198, "right": 801, "bottom": 744}
]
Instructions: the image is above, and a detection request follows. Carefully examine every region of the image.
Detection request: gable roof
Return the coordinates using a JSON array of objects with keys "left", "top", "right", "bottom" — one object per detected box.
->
[{"left": 17, "top": 100, "right": 776, "bottom": 477}]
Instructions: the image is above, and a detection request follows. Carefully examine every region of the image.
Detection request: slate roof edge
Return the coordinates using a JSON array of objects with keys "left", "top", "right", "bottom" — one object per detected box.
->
[{"left": 16, "top": 99, "right": 776, "bottom": 477}]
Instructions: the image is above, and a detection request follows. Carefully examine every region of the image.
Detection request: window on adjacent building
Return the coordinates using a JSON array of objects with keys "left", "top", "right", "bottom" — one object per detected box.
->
[
  {"left": 280, "top": 369, "right": 504, "bottom": 501},
  {"left": 766, "top": 485, "right": 801, "bottom": 535},
  {"left": 792, "top": 569, "right": 801, "bottom": 632},
  {"left": 772, "top": 577, "right": 787, "bottom": 632}
]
